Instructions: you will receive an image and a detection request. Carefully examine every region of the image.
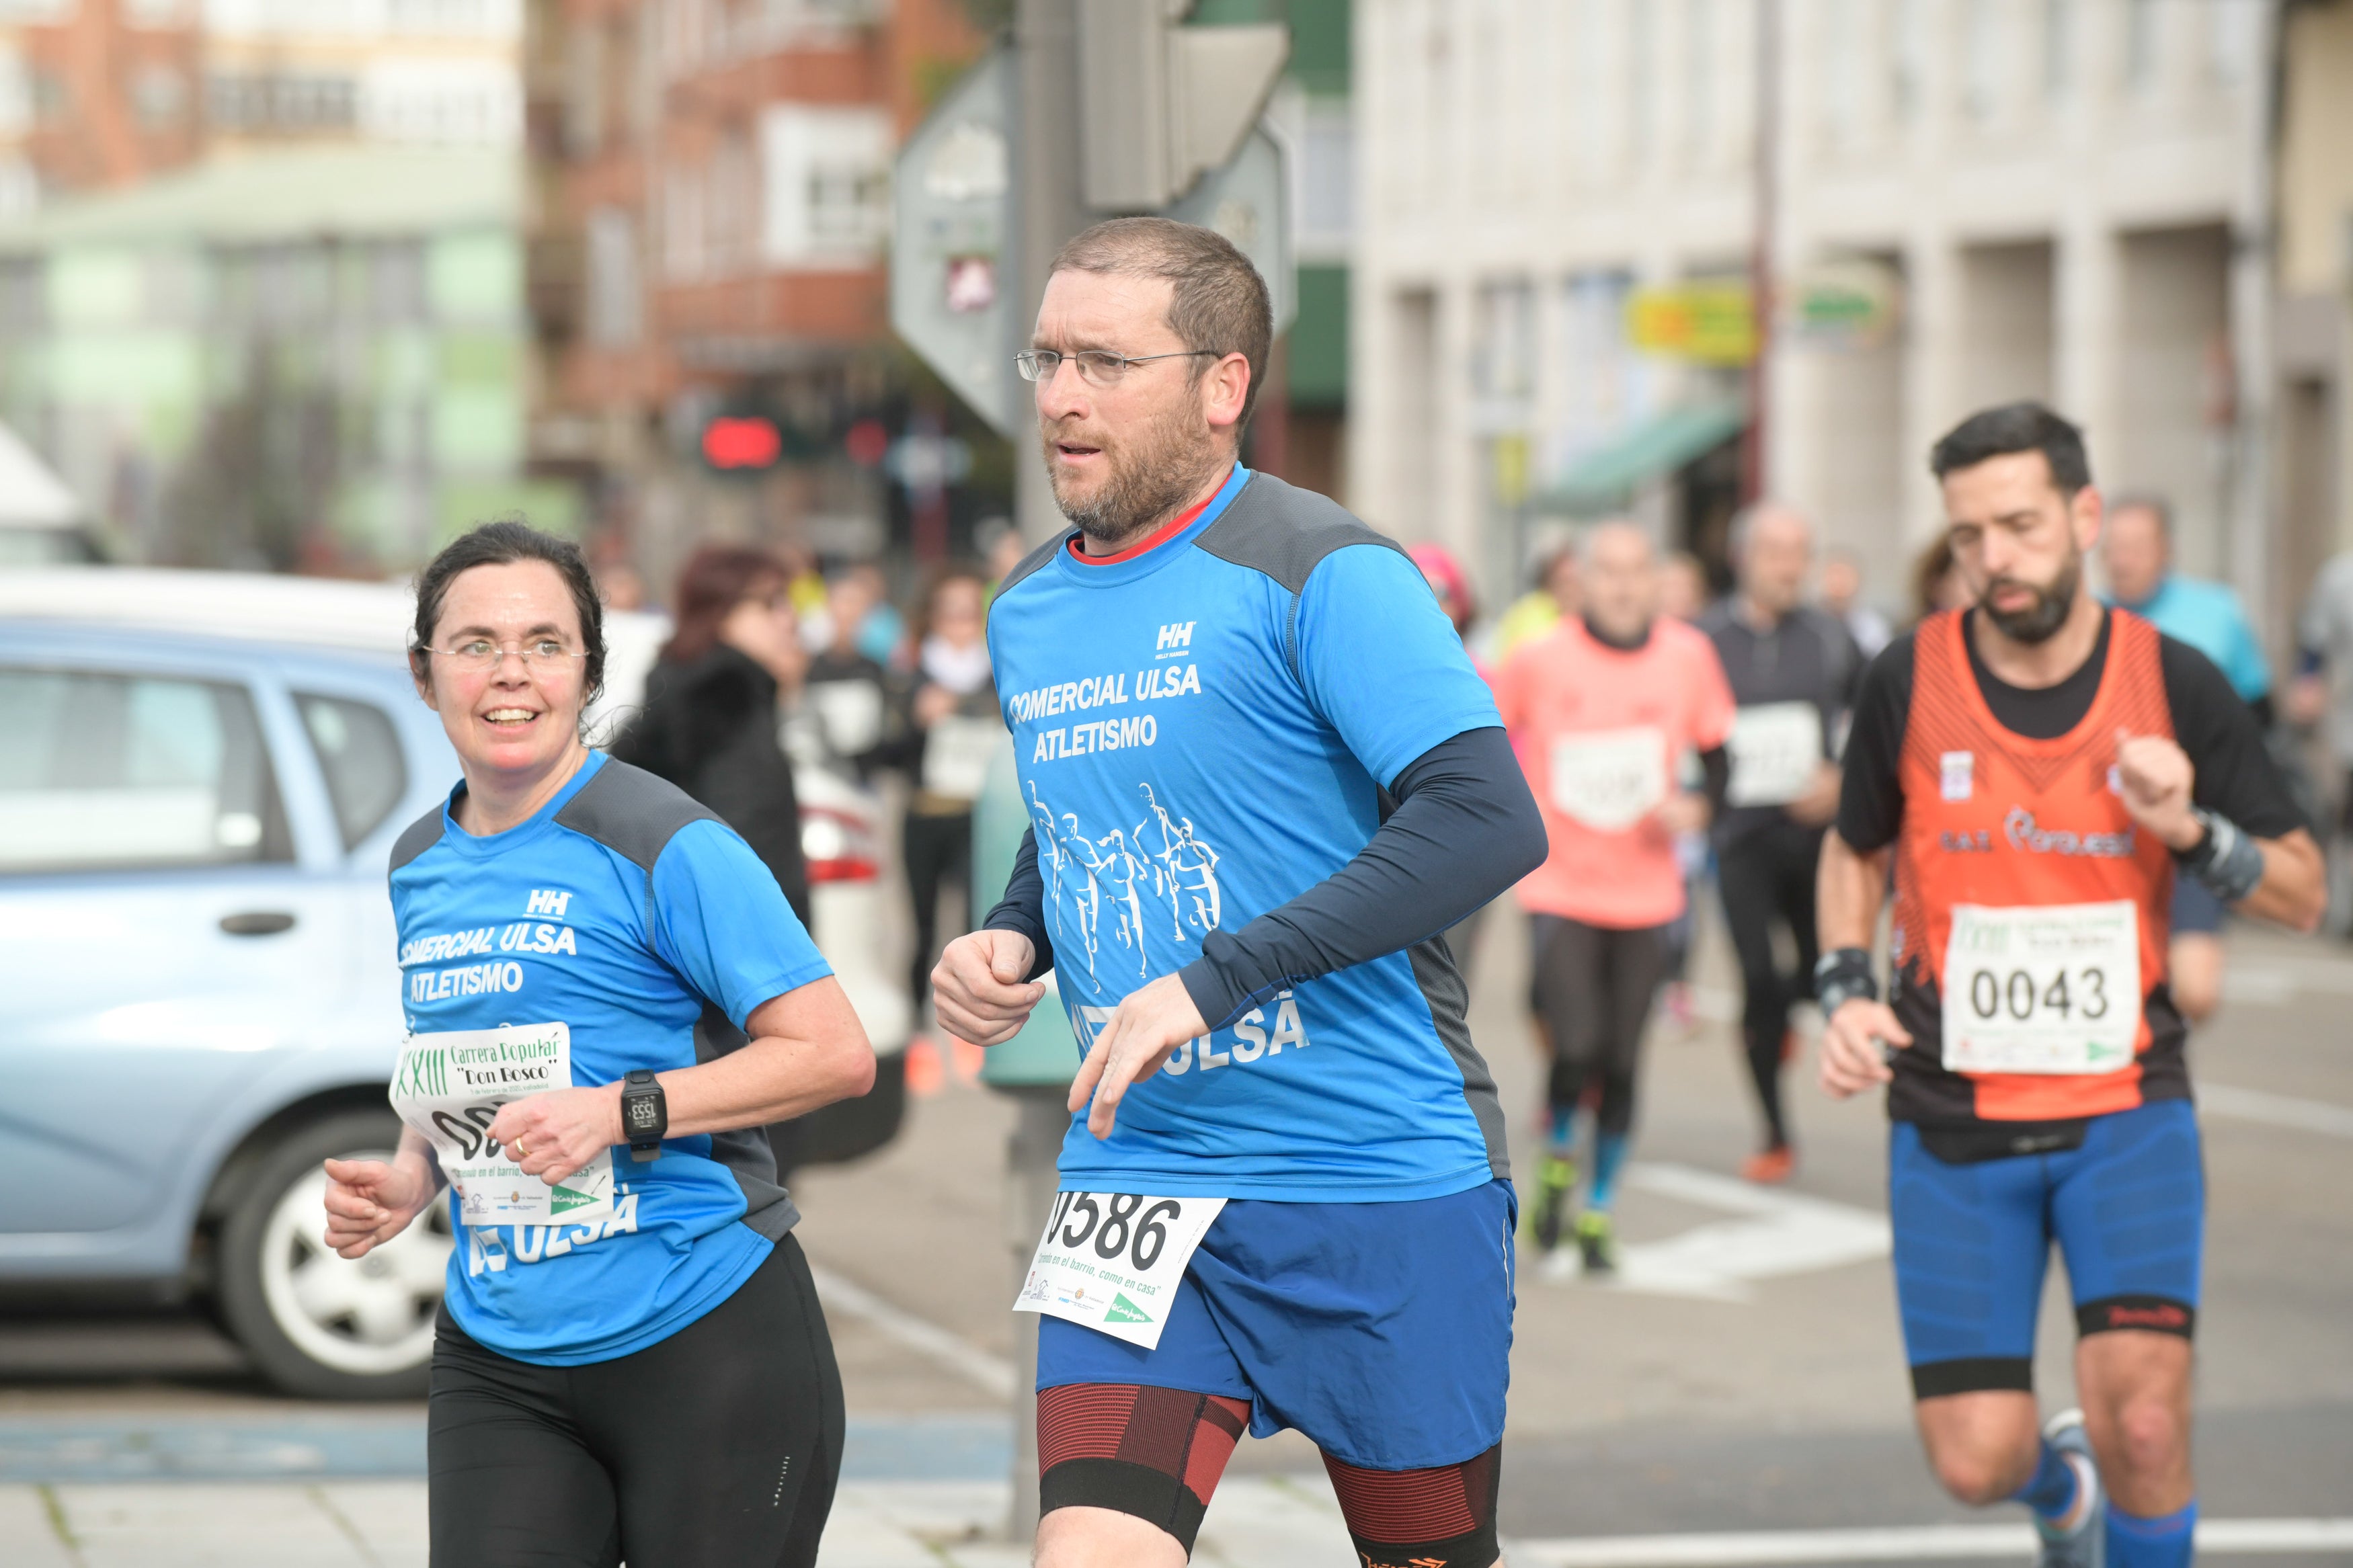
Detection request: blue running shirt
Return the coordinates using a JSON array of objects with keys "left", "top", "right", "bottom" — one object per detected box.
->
[
  {"left": 987, "top": 467, "right": 1509, "bottom": 1202},
  {"left": 388, "top": 751, "right": 832, "bottom": 1365}
]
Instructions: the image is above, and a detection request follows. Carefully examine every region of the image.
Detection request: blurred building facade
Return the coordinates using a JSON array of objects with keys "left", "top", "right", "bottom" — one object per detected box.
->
[
  {"left": 2276, "top": 0, "right": 2353, "bottom": 618},
  {"left": 1353, "top": 0, "right": 2282, "bottom": 629},
  {"left": 1205, "top": 0, "right": 1352, "bottom": 503},
  {"left": 522, "top": 0, "right": 989, "bottom": 592},
  {"left": 0, "top": 1, "right": 520, "bottom": 222},
  {"left": 0, "top": 145, "right": 553, "bottom": 571}
]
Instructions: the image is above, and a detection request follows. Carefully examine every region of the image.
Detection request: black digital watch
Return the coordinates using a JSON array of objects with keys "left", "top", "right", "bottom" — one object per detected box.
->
[{"left": 621, "top": 1069, "right": 667, "bottom": 1162}]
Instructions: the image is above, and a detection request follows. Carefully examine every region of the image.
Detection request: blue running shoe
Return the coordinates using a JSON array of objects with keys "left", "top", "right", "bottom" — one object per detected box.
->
[{"left": 2036, "top": 1409, "right": 2106, "bottom": 1568}]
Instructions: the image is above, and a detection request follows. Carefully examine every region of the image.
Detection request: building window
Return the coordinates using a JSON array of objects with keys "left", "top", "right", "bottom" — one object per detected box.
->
[
  {"left": 1892, "top": 0, "right": 1929, "bottom": 122},
  {"left": 132, "top": 65, "right": 188, "bottom": 130},
  {"left": 758, "top": 104, "right": 891, "bottom": 268},
  {"left": 2043, "top": 0, "right": 2073, "bottom": 101},
  {"left": 1628, "top": 0, "right": 1656, "bottom": 159},
  {"left": 1964, "top": 0, "right": 2000, "bottom": 121},
  {"left": 1822, "top": 0, "right": 1860, "bottom": 142},
  {"left": 585, "top": 206, "right": 641, "bottom": 345},
  {"left": 370, "top": 241, "right": 427, "bottom": 324},
  {"left": 2125, "top": 0, "right": 2159, "bottom": 91},
  {"left": 207, "top": 73, "right": 359, "bottom": 134},
  {"left": 1685, "top": 0, "right": 1714, "bottom": 161},
  {"left": 358, "top": 58, "right": 522, "bottom": 145},
  {"left": 1296, "top": 96, "right": 1353, "bottom": 261}
]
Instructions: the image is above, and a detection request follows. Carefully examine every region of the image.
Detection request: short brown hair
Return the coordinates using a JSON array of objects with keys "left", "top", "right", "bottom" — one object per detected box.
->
[{"left": 1050, "top": 216, "right": 1273, "bottom": 429}]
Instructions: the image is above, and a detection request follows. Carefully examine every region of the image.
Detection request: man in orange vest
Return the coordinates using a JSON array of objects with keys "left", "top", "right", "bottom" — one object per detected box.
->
[{"left": 1816, "top": 403, "right": 2323, "bottom": 1568}]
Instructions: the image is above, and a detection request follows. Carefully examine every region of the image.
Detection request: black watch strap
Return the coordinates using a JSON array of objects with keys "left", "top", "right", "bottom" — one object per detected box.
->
[{"left": 621, "top": 1069, "right": 666, "bottom": 1162}]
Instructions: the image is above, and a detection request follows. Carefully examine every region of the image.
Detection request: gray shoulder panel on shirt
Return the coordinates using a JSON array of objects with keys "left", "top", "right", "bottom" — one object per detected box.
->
[
  {"left": 553, "top": 758, "right": 725, "bottom": 869},
  {"left": 1192, "top": 470, "right": 1408, "bottom": 592},
  {"left": 1191, "top": 472, "right": 1412, "bottom": 677},
  {"left": 388, "top": 804, "right": 447, "bottom": 874},
  {"left": 990, "top": 527, "right": 1081, "bottom": 608}
]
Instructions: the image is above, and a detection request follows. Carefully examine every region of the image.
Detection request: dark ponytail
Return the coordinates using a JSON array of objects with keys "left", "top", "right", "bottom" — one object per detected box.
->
[{"left": 409, "top": 520, "right": 607, "bottom": 706}]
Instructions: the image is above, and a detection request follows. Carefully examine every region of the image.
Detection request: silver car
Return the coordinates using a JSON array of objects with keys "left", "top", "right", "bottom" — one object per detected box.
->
[{"left": 0, "top": 569, "right": 912, "bottom": 1397}]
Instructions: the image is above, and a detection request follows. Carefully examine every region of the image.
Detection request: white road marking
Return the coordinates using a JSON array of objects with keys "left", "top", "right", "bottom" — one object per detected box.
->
[
  {"left": 1509, "top": 1516, "right": 2353, "bottom": 1565},
  {"left": 2199, "top": 1081, "right": 2353, "bottom": 1139},
  {"left": 806, "top": 1264, "right": 1017, "bottom": 1398},
  {"left": 2223, "top": 953, "right": 2353, "bottom": 1004},
  {"left": 1554, "top": 1163, "right": 1892, "bottom": 1303}
]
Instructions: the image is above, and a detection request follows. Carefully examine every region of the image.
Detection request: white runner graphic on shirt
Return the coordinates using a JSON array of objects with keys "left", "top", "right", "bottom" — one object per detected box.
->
[{"left": 1027, "top": 781, "right": 1225, "bottom": 981}]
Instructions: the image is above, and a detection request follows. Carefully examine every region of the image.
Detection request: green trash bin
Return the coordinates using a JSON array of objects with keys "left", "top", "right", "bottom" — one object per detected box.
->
[{"left": 970, "top": 735, "right": 1078, "bottom": 1091}]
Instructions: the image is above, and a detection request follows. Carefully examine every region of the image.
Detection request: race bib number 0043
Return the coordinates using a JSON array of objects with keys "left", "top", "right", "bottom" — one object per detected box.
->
[
  {"left": 1942, "top": 901, "right": 2141, "bottom": 1075},
  {"left": 1013, "top": 1190, "right": 1226, "bottom": 1350},
  {"left": 391, "top": 1022, "right": 616, "bottom": 1227}
]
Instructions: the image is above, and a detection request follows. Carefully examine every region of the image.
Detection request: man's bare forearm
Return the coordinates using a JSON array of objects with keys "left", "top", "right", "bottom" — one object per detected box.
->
[
  {"left": 2237, "top": 828, "right": 2325, "bottom": 931},
  {"left": 1817, "top": 830, "right": 1890, "bottom": 954}
]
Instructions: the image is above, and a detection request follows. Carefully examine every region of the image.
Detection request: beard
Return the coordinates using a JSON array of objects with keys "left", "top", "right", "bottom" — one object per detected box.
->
[
  {"left": 1979, "top": 552, "right": 2081, "bottom": 645},
  {"left": 1042, "top": 395, "right": 1225, "bottom": 549}
]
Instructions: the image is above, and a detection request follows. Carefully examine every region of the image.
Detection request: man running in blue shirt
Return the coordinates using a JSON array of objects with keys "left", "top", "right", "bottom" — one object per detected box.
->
[
  {"left": 932, "top": 217, "right": 1544, "bottom": 1568},
  {"left": 2101, "top": 495, "right": 2273, "bottom": 1022}
]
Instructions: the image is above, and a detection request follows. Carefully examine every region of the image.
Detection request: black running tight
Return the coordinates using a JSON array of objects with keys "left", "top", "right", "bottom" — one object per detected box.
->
[{"left": 426, "top": 1236, "right": 844, "bottom": 1568}]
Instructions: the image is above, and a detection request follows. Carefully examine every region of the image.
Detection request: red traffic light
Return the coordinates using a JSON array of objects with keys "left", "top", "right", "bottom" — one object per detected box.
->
[{"left": 703, "top": 416, "right": 782, "bottom": 470}]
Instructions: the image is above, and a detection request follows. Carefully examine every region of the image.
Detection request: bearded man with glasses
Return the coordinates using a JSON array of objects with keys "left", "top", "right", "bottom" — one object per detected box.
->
[{"left": 932, "top": 217, "right": 1544, "bottom": 1568}]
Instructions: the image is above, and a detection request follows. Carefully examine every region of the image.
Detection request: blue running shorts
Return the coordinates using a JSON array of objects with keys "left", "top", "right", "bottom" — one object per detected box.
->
[
  {"left": 1036, "top": 1178, "right": 1515, "bottom": 1471},
  {"left": 1890, "top": 1098, "right": 2202, "bottom": 1399}
]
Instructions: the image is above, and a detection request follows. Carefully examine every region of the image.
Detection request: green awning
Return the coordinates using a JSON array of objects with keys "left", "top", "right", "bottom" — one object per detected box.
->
[{"left": 1549, "top": 399, "right": 1747, "bottom": 510}]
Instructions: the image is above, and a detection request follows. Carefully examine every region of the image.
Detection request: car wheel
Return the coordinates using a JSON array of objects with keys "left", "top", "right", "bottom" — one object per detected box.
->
[{"left": 216, "top": 1110, "right": 451, "bottom": 1399}]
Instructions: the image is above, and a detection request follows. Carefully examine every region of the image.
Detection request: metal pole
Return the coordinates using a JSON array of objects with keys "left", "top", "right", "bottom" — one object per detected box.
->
[
  {"left": 1743, "top": 0, "right": 1780, "bottom": 506},
  {"left": 1014, "top": 0, "right": 1088, "bottom": 546},
  {"left": 1003, "top": 1087, "right": 1069, "bottom": 1542},
  {"left": 1000, "top": 3, "right": 1090, "bottom": 1539}
]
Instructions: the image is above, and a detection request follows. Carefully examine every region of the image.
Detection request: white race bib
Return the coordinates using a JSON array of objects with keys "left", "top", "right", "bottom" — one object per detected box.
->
[
  {"left": 1941, "top": 901, "right": 2141, "bottom": 1075},
  {"left": 1726, "top": 702, "right": 1825, "bottom": 807},
  {"left": 922, "top": 714, "right": 1002, "bottom": 801},
  {"left": 1014, "top": 1190, "right": 1226, "bottom": 1350},
  {"left": 808, "top": 678, "right": 884, "bottom": 757},
  {"left": 391, "top": 1023, "right": 616, "bottom": 1227},
  {"left": 1548, "top": 726, "right": 1668, "bottom": 832}
]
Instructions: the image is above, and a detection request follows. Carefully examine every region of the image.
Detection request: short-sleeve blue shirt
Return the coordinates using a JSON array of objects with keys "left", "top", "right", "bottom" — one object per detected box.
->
[
  {"left": 388, "top": 751, "right": 832, "bottom": 1365},
  {"left": 986, "top": 468, "right": 1510, "bottom": 1202},
  {"left": 2111, "top": 574, "right": 2272, "bottom": 704}
]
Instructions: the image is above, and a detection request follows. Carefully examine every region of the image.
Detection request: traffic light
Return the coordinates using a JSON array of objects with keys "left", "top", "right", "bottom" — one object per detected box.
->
[{"left": 1076, "top": 0, "right": 1287, "bottom": 212}]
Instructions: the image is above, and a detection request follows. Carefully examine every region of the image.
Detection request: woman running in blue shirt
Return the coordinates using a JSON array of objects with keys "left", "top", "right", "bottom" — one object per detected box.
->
[{"left": 323, "top": 521, "right": 874, "bottom": 1568}]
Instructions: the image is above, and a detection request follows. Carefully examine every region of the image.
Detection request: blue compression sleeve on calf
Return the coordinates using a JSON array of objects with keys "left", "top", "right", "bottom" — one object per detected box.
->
[
  {"left": 2009, "top": 1439, "right": 2080, "bottom": 1520},
  {"left": 1547, "top": 1106, "right": 1574, "bottom": 1153},
  {"left": 1589, "top": 1130, "right": 1630, "bottom": 1212},
  {"left": 2107, "top": 1501, "right": 2195, "bottom": 1568}
]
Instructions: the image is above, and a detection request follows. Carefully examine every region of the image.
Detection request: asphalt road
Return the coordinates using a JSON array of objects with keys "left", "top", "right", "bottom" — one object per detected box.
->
[{"left": 5, "top": 903, "right": 2350, "bottom": 1560}]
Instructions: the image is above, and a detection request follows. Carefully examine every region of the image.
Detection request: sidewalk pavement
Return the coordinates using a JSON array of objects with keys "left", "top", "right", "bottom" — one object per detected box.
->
[{"left": 1, "top": 1475, "right": 1367, "bottom": 1567}]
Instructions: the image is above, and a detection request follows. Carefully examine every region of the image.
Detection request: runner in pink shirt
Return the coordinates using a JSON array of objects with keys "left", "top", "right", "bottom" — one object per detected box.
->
[{"left": 1492, "top": 522, "right": 1737, "bottom": 1275}]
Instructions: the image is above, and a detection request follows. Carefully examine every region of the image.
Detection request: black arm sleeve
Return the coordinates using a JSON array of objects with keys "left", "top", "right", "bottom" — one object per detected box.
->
[
  {"left": 1833, "top": 633, "right": 1916, "bottom": 853},
  {"left": 2160, "top": 637, "right": 2310, "bottom": 840},
  {"left": 980, "top": 825, "right": 1056, "bottom": 979},
  {"left": 1698, "top": 745, "right": 1730, "bottom": 815},
  {"left": 1174, "top": 725, "right": 1547, "bottom": 1031}
]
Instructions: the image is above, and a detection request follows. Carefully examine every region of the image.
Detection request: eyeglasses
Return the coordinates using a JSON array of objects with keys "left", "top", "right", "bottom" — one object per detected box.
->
[
  {"left": 1015, "top": 348, "right": 1222, "bottom": 387},
  {"left": 418, "top": 637, "right": 588, "bottom": 674}
]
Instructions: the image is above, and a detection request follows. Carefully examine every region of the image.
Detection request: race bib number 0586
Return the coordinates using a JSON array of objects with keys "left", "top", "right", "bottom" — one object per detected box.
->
[
  {"left": 1013, "top": 1190, "right": 1226, "bottom": 1350},
  {"left": 391, "top": 1022, "right": 616, "bottom": 1227},
  {"left": 1942, "top": 900, "right": 2140, "bottom": 1075}
]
